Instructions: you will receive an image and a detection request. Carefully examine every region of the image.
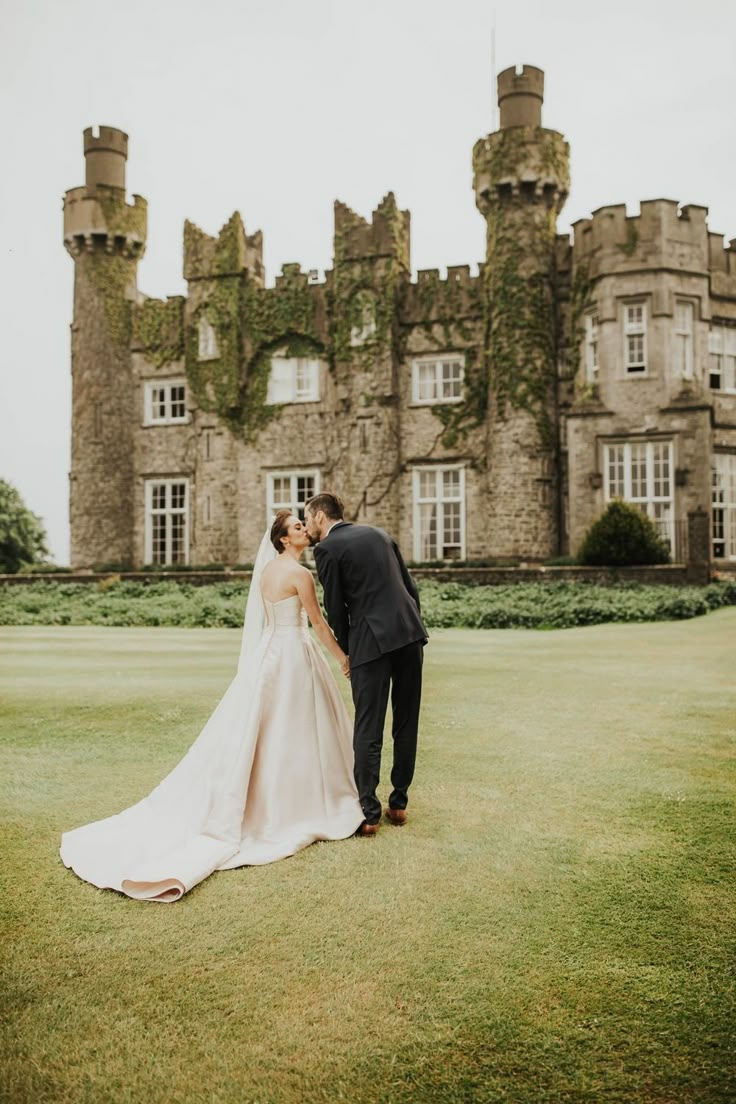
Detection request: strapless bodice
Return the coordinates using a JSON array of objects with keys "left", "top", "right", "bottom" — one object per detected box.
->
[{"left": 263, "top": 593, "right": 308, "bottom": 630}]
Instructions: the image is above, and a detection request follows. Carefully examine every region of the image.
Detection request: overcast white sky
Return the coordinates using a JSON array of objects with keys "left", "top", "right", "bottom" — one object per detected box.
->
[{"left": 1, "top": 0, "right": 734, "bottom": 563}]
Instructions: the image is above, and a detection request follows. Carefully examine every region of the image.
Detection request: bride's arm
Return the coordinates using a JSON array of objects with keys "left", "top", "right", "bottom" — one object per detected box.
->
[{"left": 296, "top": 569, "right": 350, "bottom": 676}]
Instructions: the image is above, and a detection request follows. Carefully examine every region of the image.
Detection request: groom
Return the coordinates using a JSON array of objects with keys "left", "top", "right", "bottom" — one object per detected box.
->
[{"left": 304, "top": 493, "right": 427, "bottom": 836}]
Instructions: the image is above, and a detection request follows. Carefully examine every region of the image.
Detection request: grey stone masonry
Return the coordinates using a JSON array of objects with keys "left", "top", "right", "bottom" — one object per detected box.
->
[{"left": 64, "top": 73, "right": 735, "bottom": 572}]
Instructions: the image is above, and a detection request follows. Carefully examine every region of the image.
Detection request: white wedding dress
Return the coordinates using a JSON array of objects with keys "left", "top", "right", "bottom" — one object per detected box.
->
[{"left": 60, "top": 532, "right": 364, "bottom": 902}]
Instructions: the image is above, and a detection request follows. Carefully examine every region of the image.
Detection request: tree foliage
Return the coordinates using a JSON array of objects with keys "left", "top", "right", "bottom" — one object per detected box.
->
[{"left": 0, "top": 479, "right": 49, "bottom": 574}]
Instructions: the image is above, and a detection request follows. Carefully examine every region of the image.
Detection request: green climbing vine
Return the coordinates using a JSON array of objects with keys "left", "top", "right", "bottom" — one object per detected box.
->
[
  {"left": 96, "top": 191, "right": 147, "bottom": 241},
  {"left": 85, "top": 253, "right": 134, "bottom": 348},
  {"left": 427, "top": 347, "right": 487, "bottom": 448},
  {"left": 566, "top": 261, "right": 599, "bottom": 402},
  {"left": 482, "top": 203, "right": 560, "bottom": 448},
  {"left": 183, "top": 219, "right": 328, "bottom": 441},
  {"left": 616, "top": 219, "right": 639, "bottom": 256},
  {"left": 133, "top": 297, "right": 184, "bottom": 368}
]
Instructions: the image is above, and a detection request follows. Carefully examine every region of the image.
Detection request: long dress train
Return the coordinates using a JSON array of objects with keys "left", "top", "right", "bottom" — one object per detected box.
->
[{"left": 60, "top": 594, "right": 363, "bottom": 902}]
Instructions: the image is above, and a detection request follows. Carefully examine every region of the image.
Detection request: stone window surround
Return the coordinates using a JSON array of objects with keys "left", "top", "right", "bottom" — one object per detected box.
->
[
  {"left": 673, "top": 298, "right": 695, "bottom": 381},
  {"left": 266, "top": 353, "right": 323, "bottom": 405},
  {"left": 712, "top": 451, "right": 736, "bottom": 561},
  {"left": 709, "top": 321, "right": 736, "bottom": 394},
  {"left": 410, "top": 354, "right": 465, "bottom": 406},
  {"left": 349, "top": 292, "right": 378, "bottom": 347},
  {"left": 601, "top": 435, "right": 676, "bottom": 552},
  {"left": 266, "top": 469, "right": 321, "bottom": 525},
  {"left": 197, "top": 317, "right": 219, "bottom": 361},
  {"left": 584, "top": 311, "right": 599, "bottom": 383},
  {"left": 411, "top": 463, "right": 466, "bottom": 562},
  {"left": 144, "top": 477, "right": 190, "bottom": 566},
  {"left": 622, "top": 298, "right": 648, "bottom": 376},
  {"left": 143, "top": 378, "right": 189, "bottom": 426}
]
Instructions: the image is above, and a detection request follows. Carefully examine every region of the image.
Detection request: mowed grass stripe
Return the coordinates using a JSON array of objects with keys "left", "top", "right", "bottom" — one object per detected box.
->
[{"left": 1, "top": 613, "right": 734, "bottom": 1104}]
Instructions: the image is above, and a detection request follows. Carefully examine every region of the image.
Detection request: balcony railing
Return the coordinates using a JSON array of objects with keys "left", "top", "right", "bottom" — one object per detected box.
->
[{"left": 653, "top": 517, "right": 689, "bottom": 563}]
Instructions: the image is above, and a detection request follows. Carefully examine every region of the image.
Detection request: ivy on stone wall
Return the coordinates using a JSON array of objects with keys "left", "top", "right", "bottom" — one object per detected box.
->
[
  {"left": 483, "top": 204, "right": 560, "bottom": 448},
  {"left": 96, "top": 191, "right": 147, "bottom": 242},
  {"left": 566, "top": 262, "right": 599, "bottom": 402},
  {"left": 470, "top": 126, "right": 571, "bottom": 449},
  {"left": 428, "top": 347, "right": 487, "bottom": 448},
  {"left": 133, "top": 297, "right": 184, "bottom": 368},
  {"left": 85, "top": 253, "right": 134, "bottom": 349},
  {"left": 183, "top": 222, "right": 328, "bottom": 441},
  {"left": 617, "top": 221, "right": 639, "bottom": 257}
]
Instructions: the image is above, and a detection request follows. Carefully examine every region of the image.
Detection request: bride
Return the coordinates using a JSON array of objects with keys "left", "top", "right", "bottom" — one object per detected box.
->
[{"left": 60, "top": 511, "right": 364, "bottom": 902}]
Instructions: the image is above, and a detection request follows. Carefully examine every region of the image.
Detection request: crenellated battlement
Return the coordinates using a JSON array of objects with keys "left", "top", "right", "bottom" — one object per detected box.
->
[
  {"left": 572, "top": 199, "right": 735, "bottom": 287},
  {"left": 62, "top": 74, "right": 736, "bottom": 573},
  {"left": 83, "top": 126, "right": 128, "bottom": 156},
  {"left": 83, "top": 125, "right": 128, "bottom": 192},
  {"left": 274, "top": 262, "right": 310, "bottom": 289},
  {"left": 413, "top": 264, "right": 478, "bottom": 288},
  {"left": 473, "top": 127, "right": 569, "bottom": 215},
  {"left": 183, "top": 212, "right": 264, "bottom": 284},
  {"left": 497, "top": 64, "right": 545, "bottom": 129},
  {"left": 63, "top": 186, "right": 147, "bottom": 259},
  {"left": 403, "top": 264, "right": 483, "bottom": 325},
  {"left": 334, "top": 192, "right": 410, "bottom": 270}
]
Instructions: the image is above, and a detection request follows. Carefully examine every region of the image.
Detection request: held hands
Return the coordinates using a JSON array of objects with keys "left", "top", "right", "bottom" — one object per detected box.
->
[{"left": 340, "top": 655, "right": 351, "bottom": 680}]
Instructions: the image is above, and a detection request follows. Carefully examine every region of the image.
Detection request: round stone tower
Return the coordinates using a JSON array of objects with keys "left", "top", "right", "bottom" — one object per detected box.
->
[
  {"left": 473, "top": 65, "right": 569, "bottom": 558},
  {"left": 63, "top": 127, "right": 147, "bottom": 568}
]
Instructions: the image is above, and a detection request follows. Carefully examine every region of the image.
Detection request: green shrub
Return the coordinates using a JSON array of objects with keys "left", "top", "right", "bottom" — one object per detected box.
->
[
  {"left": 578, "top": 500, "right": 671, "bottom": 566},
  {"left": 18, "top": 563, "right": 73, "bottom": 574},
  {"left": 2, "top": 578, "right": 735, "bottom": 631}
]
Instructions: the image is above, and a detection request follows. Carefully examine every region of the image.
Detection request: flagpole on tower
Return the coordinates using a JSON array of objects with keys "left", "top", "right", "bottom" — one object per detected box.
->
[{"left": 490, "top": 8, "right": 497, "bottom": 130}]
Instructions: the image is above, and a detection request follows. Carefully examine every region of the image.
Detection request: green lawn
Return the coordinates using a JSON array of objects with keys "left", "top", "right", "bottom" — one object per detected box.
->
[{"left": 1, "top": 615, "right": 735, "bottom": 1104}]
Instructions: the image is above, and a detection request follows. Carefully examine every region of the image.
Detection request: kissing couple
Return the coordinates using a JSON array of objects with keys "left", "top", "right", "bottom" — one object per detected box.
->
[{"left": 61, "top": 493, "right": 428, "bottom": 901}]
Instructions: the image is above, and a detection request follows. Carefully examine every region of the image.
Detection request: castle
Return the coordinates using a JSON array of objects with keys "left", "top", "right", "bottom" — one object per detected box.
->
[{"left": 63, "top": 65, "right": 736, "bottom": 569}]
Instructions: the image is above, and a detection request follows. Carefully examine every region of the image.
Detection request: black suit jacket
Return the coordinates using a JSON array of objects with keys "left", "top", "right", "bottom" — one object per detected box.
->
[{"left": 313, "top": 522, "right": 428, "bottom": 668}]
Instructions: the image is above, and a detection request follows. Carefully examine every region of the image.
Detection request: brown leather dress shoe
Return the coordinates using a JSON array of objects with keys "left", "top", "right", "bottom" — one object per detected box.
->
[
  {"left": 384, "top": 807, "right": 407, "bottom": 826},
  {"left": 356, "top": 821, "right": 380, "bottom": 837}
]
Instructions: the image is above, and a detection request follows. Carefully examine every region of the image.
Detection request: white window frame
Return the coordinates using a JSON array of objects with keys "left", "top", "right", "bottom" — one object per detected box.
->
[
  {"left": 265, "top": 353, "right": 322, "bottom": 404},
  {"left": 674, "top": 300, "right": 694, "bottom": 381},
  {"left": 603, "top": 439, "right": 674, "bottom": 550},
  {"left": 712, "top": 453, "right": 736, "bottom": 560},
  {"left": 411, "top": 355, "right": 465, "bottom": 405},
  {"left": 623, "top": 300, "right": 647, "bottom": 374},
  {"left": 197, "top": 317, "right": 219, "bottom": 361},
  {"left": 585, "top": 313, "right": 599, "bottom": 383},
  {"left": 144, "top": 478, "right": 190, "bottom": 565},
  {"left": 266, "top": 470, "right": 321, "bottom": 523},
  {"left": 412, "top": 465, "right": 466, "bottom": 561},
  {"left": 143, "top": 379, "right": 188, "bottom": 425},
  {"left": 709, "top": 324, "right": 736, "bottom": 393}
]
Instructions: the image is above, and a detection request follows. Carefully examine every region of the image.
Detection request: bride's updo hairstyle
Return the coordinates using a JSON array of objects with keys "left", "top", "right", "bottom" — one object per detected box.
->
[{"left": 270, "top": 509, "right": 293, "bottom": 554}]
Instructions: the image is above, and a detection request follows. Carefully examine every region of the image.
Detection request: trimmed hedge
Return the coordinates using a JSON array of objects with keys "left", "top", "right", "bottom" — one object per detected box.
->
[
  {"left": 1, "top": 578, "right": 735, "bottom": 630},
  {"left": 579, "top": 500, "right": 670, "bottom": 566}
]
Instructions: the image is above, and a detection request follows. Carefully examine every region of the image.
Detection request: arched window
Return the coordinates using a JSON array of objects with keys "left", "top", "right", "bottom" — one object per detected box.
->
[
  {"left": 197, "top": 317, "right": 219, "bottom": 361},
  {"left": 350, "top": 291, "right": 377, "bottom": 347}
]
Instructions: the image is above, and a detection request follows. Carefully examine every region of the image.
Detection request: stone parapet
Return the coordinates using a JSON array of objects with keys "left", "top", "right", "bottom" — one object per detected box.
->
[
  {"left": 0, "top": 564, "right": 701, "bottom": 587},
  {"left": 63, "top": 186, "right": 147, "bottom": 259},
  {"left": 571, "top": 200, "right": 736, "bottom": 291}
]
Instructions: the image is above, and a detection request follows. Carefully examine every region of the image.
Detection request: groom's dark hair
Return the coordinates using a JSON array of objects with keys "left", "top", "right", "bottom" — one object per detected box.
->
[{"left": 305, "top": 492, "right": 344, "bottom": 521}]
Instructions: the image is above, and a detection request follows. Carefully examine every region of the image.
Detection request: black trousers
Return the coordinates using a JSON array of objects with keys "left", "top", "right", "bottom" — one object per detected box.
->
[{"left": 349, "top": 640, "right": 424, "bottom": 824}]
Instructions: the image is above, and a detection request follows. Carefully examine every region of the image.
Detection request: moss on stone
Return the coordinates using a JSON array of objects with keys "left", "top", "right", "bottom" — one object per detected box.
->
[
  {"left": 617, "top": 220, "right": 639, "bottom": 257},
  {"left": 134, "top": 297, "right": 184, "bottom": 368},
  {"left": 85, "top": 253, "right": 134, "bottom": 348}
]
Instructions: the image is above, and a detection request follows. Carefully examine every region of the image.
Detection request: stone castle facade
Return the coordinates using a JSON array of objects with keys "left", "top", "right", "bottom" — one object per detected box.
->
[{"left": 63, "top": 65, "right": 736, "bottom": 569}]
